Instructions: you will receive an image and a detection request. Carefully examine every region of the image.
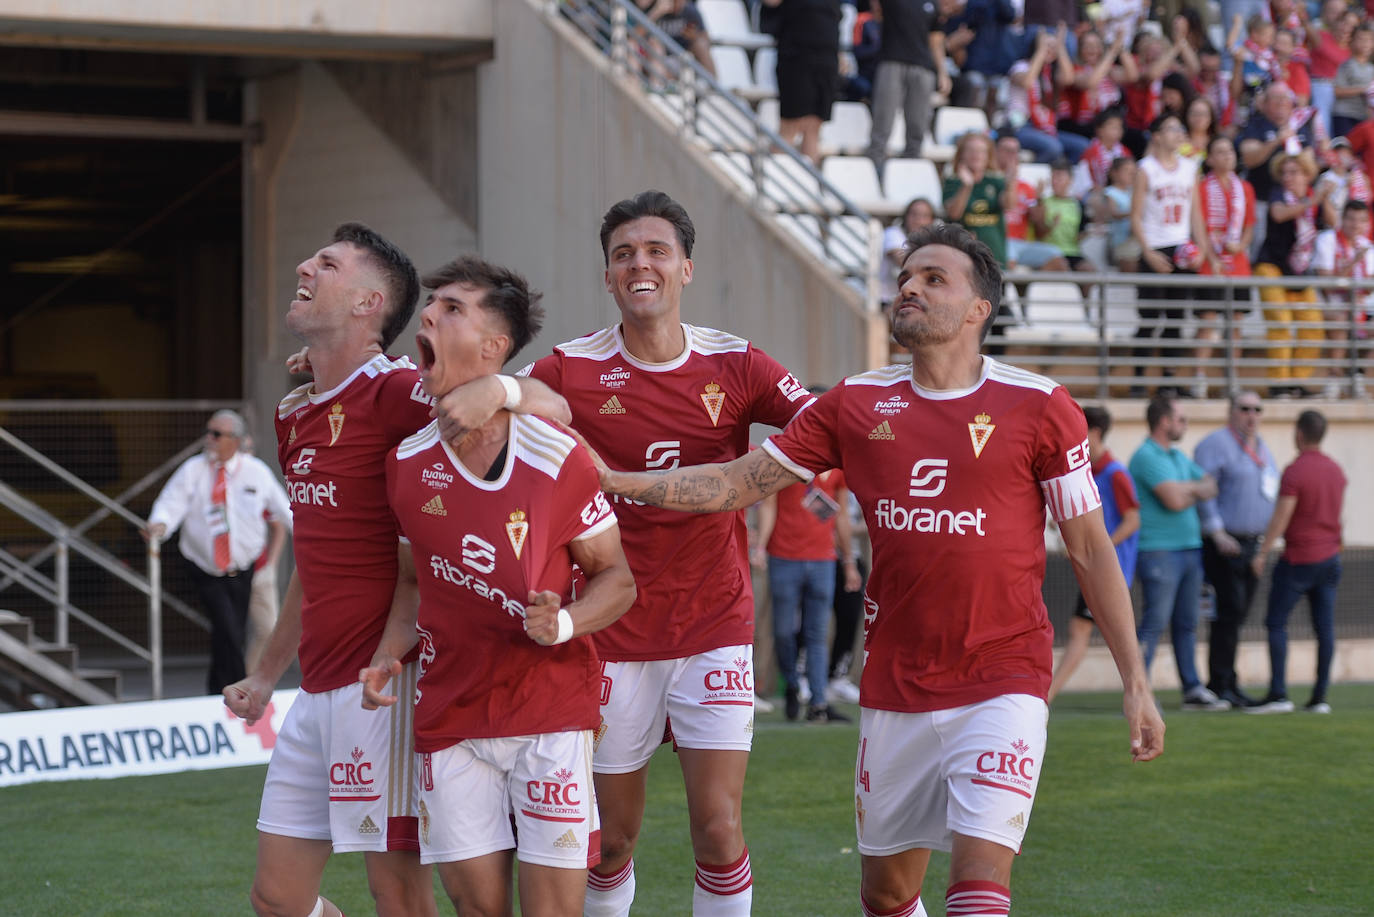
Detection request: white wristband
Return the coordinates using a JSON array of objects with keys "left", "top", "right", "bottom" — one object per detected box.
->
[
  {"left": 553, "top": 608, "right": 574, "bottom": 645},
  {"left": 497, "top": 374, "right": 522, "bottom": 411}
]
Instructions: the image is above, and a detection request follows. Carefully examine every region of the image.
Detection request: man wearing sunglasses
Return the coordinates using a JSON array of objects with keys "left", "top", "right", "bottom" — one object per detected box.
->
[
  {"left": 145, "top": 409, "right": 292, "bottom": 695},
  {"left": 1193, "top": 390, "right": 1278, "bottom": 708}
]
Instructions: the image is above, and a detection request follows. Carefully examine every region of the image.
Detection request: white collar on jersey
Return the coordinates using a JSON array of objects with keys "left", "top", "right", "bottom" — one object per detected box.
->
[
  {"left": 906, "top": 355, "right": 994, "bottom": 401},
  {"left": 613, "top": 323, "right": 693, "bottom": 372},
  {"left": 440, "top": 412, "right": 516, "bottom": 492}
]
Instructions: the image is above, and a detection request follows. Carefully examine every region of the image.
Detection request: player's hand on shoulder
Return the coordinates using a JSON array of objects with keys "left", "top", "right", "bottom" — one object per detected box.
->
[
  {"left": 359, "top": 658, "right": 403, "bottom": 710},
  {"left": 553, "top": 421, "right": 611, "bottom": 486},
  {"left": 223, "top": 675, "right": 272, "bottom": 725},
  {"left": 523, "top": 590, "right": 564, "bottom": 646},
  {"left": 433, "top": 375, "right": 503, "bottom": 447},
  {"left": 286, "top": 346, "right": 312, "bottom": 376}
]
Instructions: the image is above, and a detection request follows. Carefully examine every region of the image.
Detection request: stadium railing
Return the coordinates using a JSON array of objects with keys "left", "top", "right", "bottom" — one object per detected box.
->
[
  {"left": 0, "top": 401, "right": 244, "bottom": 702},
  {"left": 544, "top": 0, "right": 885, "bottom": 315}
]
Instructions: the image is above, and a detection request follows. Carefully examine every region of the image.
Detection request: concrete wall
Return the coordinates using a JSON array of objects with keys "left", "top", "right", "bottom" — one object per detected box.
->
[
  {"left": 240, "top": 61, "right": 477, "bottom": 448},
  {"left": 1096, "top": 397, "right": 1374, "bottom": 546},
  {"left": 477, "top": 0, "right": 873, "bottom": 387}
]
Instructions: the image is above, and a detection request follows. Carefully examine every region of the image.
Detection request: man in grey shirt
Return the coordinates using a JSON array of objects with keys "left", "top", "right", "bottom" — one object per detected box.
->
[{"left": 1193, "top": 390, "right": 1278, "bottom": 708}]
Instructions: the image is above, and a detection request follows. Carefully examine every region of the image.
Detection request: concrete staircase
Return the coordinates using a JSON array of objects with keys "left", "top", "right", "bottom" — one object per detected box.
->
[{"left": 0, "top": 610, "right": 120, "bottom": 709}]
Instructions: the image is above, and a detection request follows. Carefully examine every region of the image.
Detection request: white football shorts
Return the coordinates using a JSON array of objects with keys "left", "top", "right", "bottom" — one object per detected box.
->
[
  {"left": 593, "top": 644, "right": 756, "bottom": 773},
  {"left": 257, "top": 663, "right": 422, "bottom": 853},
  {"left": 419, "top": 730, "right": 600, "bottom": 870},
  {"left": 854, "top": 694, "right": 1048, "bottom": 856}
]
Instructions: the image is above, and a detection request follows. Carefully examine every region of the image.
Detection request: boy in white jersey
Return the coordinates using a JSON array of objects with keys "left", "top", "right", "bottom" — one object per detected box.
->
[
  {"left": 363, "top": 255, "right": 636, "bottom": 917},
  {"left": 575, "top": 223, "right": 1165, "bottom": 917},
  {"left": 224, "top": 225, "right": 568, "bottom": 917}
]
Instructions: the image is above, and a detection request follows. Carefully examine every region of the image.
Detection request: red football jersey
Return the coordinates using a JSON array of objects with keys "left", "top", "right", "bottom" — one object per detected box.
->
[
  {"left": 762, "top": 360, "right": 1101, "bottom": 713},
  {"left": 523, "top": 323, "right": 812, "bottom": 661},
  {"left": 276, "top": 354, "right": 434, "bottom": 693},
  {"left": 766, "top": 470, "right": 846, "bottom": 561},
  {"left": 388, "top": 415, "right": 618, "bottom": 750}
]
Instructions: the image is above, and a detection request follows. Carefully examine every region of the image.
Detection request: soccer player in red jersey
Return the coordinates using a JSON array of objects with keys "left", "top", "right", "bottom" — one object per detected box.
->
[
  {"left": 223, "top": 224, "right": 567, "bottom": 917},
  {"left": 579, "top": 223, "right": 1166, "bottom": 917},
  {"left": 362, "top": 255, "right": 636, "bottom": 917},
  {"left": 513, "top": 191, "right": 813, "bottom": 917}
]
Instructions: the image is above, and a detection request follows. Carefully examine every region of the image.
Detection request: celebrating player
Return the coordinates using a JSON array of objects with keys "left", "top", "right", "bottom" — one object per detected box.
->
[
  {"left": 361, "top": 255, "right": 636, "bottom": 917},
  {"left": 577, "top": 223, "right": 1165, "bottom": 917},
  {"left": 223, "top": 224, "right": 567, "bottom": 917},
  {"left": 511, "top": 191, "right": 814, "bottom": 916}
]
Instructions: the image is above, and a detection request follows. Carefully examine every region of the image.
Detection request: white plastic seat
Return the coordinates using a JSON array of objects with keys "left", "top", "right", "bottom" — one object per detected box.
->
[
  {"left": 710, "top": 151, "right": 758, "bottom": 199},
  {"left": 753, "top": 46, "right": 778, "bottom": 97},
  {"left": 690, "top": 92, "right": 760, "bottom": 151},
  {"left": 819, "top": 102, "right": 872, "bottom": 156},
  {"left": 821, "top": 156, "right": 896, "bottom": 216},
  {"left": 881, "top": 158, "right": 943, "bottom": 212},
  {"left": 774, "top": 213, "right": 827, "bottom": 259},
  {"left": 710, "top": 46, "right": 773, "bottom": 101},
  {"left": 761, "top": 153, "right": 832, "bottom": 213},
  {"left": 932, "top": 106, "right": 990, "bottom": 146},
  {"left": 698, "top": 0, "right": 774, "bottom": 50},
  {"left": 838, "top": 2, "right": 857, "bottom": 49},
  {"left": 1004, "top": 282, "right": 1095, "bottom": 341},
  {"left": 825, "top": 214, "right": 872, "bottom": 275},
  {"left": 1016, "top": 162, "right": 1053, "bottom": 193}
]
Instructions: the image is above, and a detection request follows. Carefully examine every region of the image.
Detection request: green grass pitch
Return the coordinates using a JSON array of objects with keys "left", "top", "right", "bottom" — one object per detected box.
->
[{"left": 2, "top": 685, "right": 1370, "bottom": 915}]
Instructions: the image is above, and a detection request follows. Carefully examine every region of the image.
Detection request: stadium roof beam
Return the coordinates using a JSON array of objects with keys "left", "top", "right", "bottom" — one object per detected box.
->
[{"left": 0, "top": 109, "right": 258, "bottom": 142}]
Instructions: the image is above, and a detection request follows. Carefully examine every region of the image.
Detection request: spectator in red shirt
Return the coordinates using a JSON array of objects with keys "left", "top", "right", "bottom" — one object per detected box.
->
[
  {"left": 1272, "top": 29, "right": 1312, "bottom": 105},
  {"left": 1250, "top": 410, "right": 1347, "bottom": 714}
]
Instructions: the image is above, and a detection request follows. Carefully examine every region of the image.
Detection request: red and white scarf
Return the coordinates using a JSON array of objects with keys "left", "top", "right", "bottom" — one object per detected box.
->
[
  {"left": 1286, "top": 189, "right": 1319, "bottom": 274},
  {"left": 1203, "top": 173, "right": 1247, "bottom": 251},
  {"left": 1083, "top": 139, "right": 1127, "bottom": 188},
  {"left": 1333, "top": 231, "right": 1373, "bottom": 304},
  {"left": 1242, "top": 39, "right": 1276, "bottom": 75}
]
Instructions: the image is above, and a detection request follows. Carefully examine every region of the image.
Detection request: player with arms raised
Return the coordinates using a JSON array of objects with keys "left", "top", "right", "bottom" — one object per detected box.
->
[
  {"left": 223, "top": 224, "right": 567, "bottom": 917},
  {"left": 581, "top": 223, "right": 1165, "bottom": 917},
  {"left": 515, "top": 191, "right": 813, "bottom": 916},
  {"left": 362, "top": 255, "right": 636, "bottom": 917}
]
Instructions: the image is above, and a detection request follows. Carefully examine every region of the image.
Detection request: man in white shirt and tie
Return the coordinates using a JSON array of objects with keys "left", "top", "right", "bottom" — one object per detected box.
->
[{"left": 146, "top": 409, "right": 292, "bottom": 694}]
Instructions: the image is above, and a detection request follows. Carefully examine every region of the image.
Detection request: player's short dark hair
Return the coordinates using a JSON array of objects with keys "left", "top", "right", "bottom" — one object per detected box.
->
[
  {"left": 1296, "top": 409, "right": 1327, "bottom": 444},
  {"left": 1344, "top": 199, "right": 1370, "bottom": 217},
  {"left": 600, "top": 190, "right": 697, "bottom": 266},
  {"left": 1092, "top": 107, "right": 1124, "bottom": 133},
  {"left": 1149, "top": 111, "right": 1182, "bottom": 134},
  {"left": 1108, "top": 156, "right": 1134, "bottom": 180},
  {"left": 902, "top": 223, "right": 1003, "bottom": 343},
  {"left": 1050, "top": 158, "right": 1073, "bottom": 174},
  {"left": 332, "top": 222, "right": 420, "bottom": 351},
  {"left": 422, "top": 255, "right": 545, "bottom": 364},
  {"left": 1082, "top": 404, "right": 1112, "bottom": 436},
  {"left": 1146, "top": 393, "right": 1176, "bottom": 430}
]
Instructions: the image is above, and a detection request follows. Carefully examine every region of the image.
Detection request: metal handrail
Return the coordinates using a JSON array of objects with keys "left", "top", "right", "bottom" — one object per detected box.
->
[{"left": 547, "top": 0, "right": 884, "bottom": 313}]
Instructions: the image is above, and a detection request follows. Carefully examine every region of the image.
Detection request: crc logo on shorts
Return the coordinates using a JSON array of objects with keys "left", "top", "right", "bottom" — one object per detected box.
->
[
  {"left": 422, "top": 462, "right": 454, "bottom": 490},
  {"left": 522, "top": 767, "right": 584, "bottom": 824},
  {"left": 329, "top": 746, "right": 376, "bottom": 801},
  {"left": 908, "top": 459, "right": 948, "bottom": 497},
  {"left": 645, "top": 440, "right": 681, "bottom": 470},
  {"left": 702, "top": 655, "right": 753, "bottom": 705},
  {"left": 599, "top": 366, "right": 631, "bottom": 389},
  {"left": 972, "top": 738, "right": 1037, "bottom": 800},
  {"left": 874, "top": 395, "right": 910, "bottom": 416}
]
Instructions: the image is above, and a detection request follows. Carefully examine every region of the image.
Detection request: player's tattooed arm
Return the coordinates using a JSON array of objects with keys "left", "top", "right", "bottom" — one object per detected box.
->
[{"left": 604, "top": 449, "right": 803, "bottom": 514}]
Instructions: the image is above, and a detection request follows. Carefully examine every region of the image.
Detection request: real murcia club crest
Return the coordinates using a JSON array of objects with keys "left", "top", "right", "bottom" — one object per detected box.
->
[
  {"left": 700, "top": 381, "right": 726, "bottom": 427},
  {"left": 505, "top": 509, "right": 529, "bottom": 559},
  {"left": 328, "top": 402, "right": 346, "bottom": 446},
  {"left": 968, "top": 412, "right": 995, "bottom": 458}
]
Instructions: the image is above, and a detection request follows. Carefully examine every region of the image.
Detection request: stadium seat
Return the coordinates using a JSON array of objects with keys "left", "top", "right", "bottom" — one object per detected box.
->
[
  {"left": 839, "top": 2, "right": 857, "bottom": 49},
  {"left": 932, "top": 106, "right": 990, "bottom": 146},
  {"left": 882, "top": 158, "right": 943, "bottom": 211},
  {"left": 825, "top": 214, "right": 873, "bottom": 275},
  {"left": 1017, "top": 162, "right": 1053, "bottom": 192},
  {"left": 753, "top": 46, "right": 778, "bottom": 97},
  {"left": 710, "top": 46, "right": 772, "bottom": 102},
  {"left": 756, "top": 97, "right": 780, "bottom": 133},
  {"left": 699, "top": 0, "right": 774, "bottom": 50},
  {"left": 1005, "top": 282, "right": 1096, "bottom": 341},
  {"left": 821, "top": 156, "right": 897, "bottom": 216},
  {"left": 774, "top": 213, "right": 827, "bottom": 259},
  {"left": 1098, "top": 281, "right": 1138, "bottom": 341},
  {"left": 710, "top": 151, "right": 758, "bottom": 199},
  {"left": 819, "top": 102, "right": 872, "bottom": 156},
  {"left": 762, "top": 153, "right": 834, "bottom": 213},
  {"left": 888, "top": 109, "right": 907, "bottom": 156},
  {"left": 690, "top": 92, "right": 761, "bottom": 151}
]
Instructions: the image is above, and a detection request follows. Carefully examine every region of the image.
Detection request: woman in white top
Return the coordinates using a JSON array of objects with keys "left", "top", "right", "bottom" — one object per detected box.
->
[{"left": 1130, "top": 111, "right": 1206, "bottom": 395}]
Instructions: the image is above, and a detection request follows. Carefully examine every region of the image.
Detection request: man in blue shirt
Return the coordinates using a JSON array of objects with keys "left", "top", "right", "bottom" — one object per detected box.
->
[
  {"left": 1129, "top": 394, "right": 1227, "bottom": 710},
  {"left": 1193, "top": 390, "right": 1278, "bottom": 708}
]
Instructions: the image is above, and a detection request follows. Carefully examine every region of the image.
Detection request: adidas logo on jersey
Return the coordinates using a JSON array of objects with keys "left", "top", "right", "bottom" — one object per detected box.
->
[
  {"left": 553, "top": 829, "right": 581, "bottom": 850},
  {"left": 869, "top": 421, "right": 895, "bottom": 440},
  {"left": 1007, "top": 812, "right": 1025, "bottom": 831},
  {"left": 599, "top": 395, "right": 626, "bottom": 415},
  {"left": 359, "top": 816, "right": 381, "bottom": 835},
  {"left": 421, "top": 495, "right": 446, "bottom": 516}
]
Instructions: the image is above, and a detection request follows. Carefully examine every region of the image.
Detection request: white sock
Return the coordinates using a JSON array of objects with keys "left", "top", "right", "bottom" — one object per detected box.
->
[
  {"left": 304, "top": 898, "right": 325, "bottom": 917},
  {"left": 584, "top": 858, "right": 635, "bottom": 917},
  {"left": 692, "top": 848, "right": 753, "bottom": 916}
]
